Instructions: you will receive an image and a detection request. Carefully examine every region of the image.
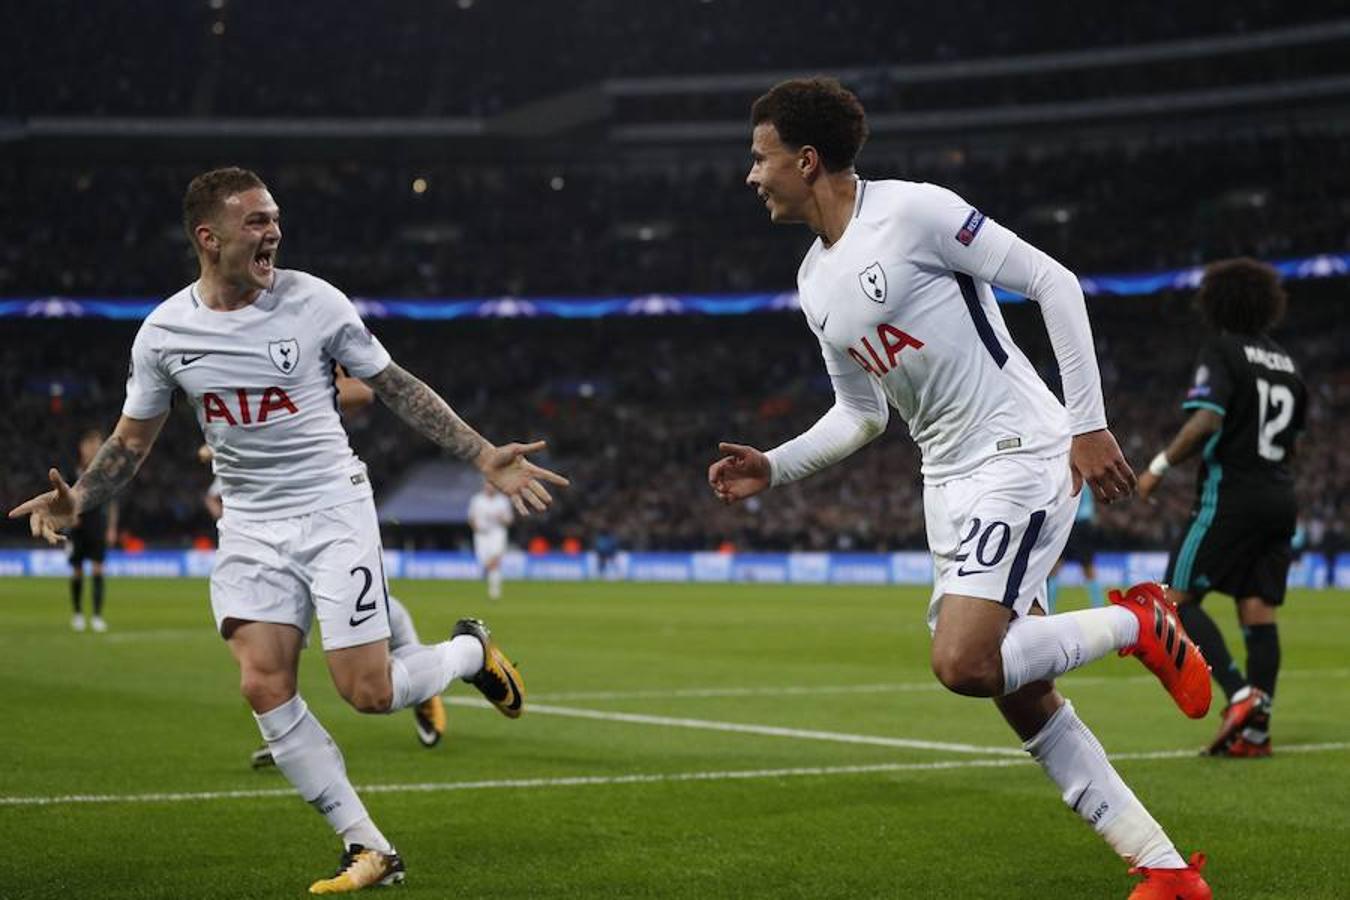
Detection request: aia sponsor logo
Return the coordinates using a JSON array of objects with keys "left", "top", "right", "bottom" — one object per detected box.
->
[
  {"left": 847, "top": 323, "right": 924, "bottom": 376},
  {"left": 202, "top": 387, "right": 299, "bottom": 425}
]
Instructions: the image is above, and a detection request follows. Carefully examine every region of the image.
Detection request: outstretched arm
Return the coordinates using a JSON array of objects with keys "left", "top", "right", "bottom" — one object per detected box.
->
[
  {"left": 364, "top": 361, "right": 569, "bottom": 515},
  {"left": 709, "top": 365, "right": 887, "bottom": 504},
  {"left": 1137, "top": 408, "right": 1223, "bottom": 501},
  {"left": 364, "top": 361, "right": 491, "bottom": 462},
  {"left": 8, "top": 412, "right": 167, "bottom": 544}
]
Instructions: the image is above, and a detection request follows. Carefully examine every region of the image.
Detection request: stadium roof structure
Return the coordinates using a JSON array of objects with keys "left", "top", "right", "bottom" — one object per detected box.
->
[{"left": 6, "top": 19, "right": 1348, "bottom": 153}]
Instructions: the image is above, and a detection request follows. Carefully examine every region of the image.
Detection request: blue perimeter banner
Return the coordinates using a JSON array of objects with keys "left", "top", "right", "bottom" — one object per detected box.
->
[
  {"left": 1, "top": 549, "right": 1343, "bottom": 589},
  {"left": 2, "top": 253, "right": 1347, "bottom": 321}
]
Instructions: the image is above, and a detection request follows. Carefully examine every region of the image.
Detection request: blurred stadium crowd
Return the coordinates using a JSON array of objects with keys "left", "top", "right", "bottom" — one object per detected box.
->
[
  {"left": 3, "top": 134, "right": 1348, "bottom": 299},
  {"left": 4, "top": 281, "right": 1346, "bottom": 560}
]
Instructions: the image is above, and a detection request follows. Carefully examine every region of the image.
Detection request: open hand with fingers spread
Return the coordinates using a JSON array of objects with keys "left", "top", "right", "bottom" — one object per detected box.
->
[
  {"left": 8, "top": 468, "right": 80, "bottom": 544},
  {"left": 708, "top": 442, "right": 772, "bottom": 504},
  {"left": 476, "top": 440, "right": 569, "bottom": 516},
  {"left": 1070, "top": 429, "right": 1136, "bottom": 504}
]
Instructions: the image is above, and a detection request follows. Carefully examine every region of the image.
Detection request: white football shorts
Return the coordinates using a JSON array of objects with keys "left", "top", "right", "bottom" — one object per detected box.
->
[
  {"left": 924, "top": 452, "right": 1077, "bottom": 632},
  {"left": 211, "top": 496, "right": 393, "bottom": 651},
  {"left": 473, "top": 530, "right": 507, "bottom": 565}
]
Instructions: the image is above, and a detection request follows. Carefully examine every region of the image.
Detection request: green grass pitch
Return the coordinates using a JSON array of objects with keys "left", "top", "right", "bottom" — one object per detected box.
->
[{"left": 1, "top": 578, "right": 1348, "bottom": 898}]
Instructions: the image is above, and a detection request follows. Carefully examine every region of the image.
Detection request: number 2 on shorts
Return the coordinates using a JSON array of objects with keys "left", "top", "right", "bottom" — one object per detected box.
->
[{"left": 348, "top": 565, "right": 378, "bottom": 626}]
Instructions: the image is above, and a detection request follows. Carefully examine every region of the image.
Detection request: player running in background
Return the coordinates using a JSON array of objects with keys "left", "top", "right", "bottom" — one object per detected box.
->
[
  {"left": 709, "top": 78, "right": 1211, "bottom": 899},
  {"left": 468, "top": 481, "right": 513, "bottom": 600},
  {"left": 10, "top": 167, "right": 567, "bottom": 894},
  {"left": 1138, "top": 259, "right": 1306, "bottom": 758},
  {"left": 1047, "top": 489, "right": 1104, "bottom": 610},
  {"left": 67, "top": 428, "right": 118, "bottom": 632}
]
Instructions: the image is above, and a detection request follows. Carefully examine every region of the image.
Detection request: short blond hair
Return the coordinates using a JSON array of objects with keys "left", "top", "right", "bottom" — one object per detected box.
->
[{"left": 182, "top": 167, "right": 266, "bottom": 248}]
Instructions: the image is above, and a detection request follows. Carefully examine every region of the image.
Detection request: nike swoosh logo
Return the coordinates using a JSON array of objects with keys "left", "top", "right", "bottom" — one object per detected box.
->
[
  {"left": 818, "top": 312, "right": 830, "bottom": 330},
  {"left": 1070, "top": 780, "right": 1094, "bottom": 814},
  {"left": 349, "top": 612, "right": 378, "bottom": 627},
  {"left": 956, "top": 565, "right": 991, "bottom": 576},
  {"left": 180, "top": 354, "right": 207, "bottom": 365},
  {"left": 492, "top": 653, "right": 524, "bottom": 713}
]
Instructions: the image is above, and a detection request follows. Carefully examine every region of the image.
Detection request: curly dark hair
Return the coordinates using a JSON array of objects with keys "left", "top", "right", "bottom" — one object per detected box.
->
[
  {"left": 750, "top": 77, "right": 868, "bottom": 172},
  {"left": 182, "top": 167, "right": 267, "bottom": 248},
  {"left": 1195, "top": 257, "right": 1287, "bottom": 336}
]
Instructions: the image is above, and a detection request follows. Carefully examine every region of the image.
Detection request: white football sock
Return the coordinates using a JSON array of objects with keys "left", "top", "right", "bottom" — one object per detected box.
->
[
  {"left": 999, "top": 607, "right": 1138, "bottom": 694},
  {"left": 253, "top": 694, "right": 393, "bottom": 853},
  {"left": 1025, "top": 700, "right": 1184, "bottom": 869},
  {"left": 341, "top": 818, "right": 394, "bottom": 854},
  {"left": 487, "top": 569, "right": 502, "bottom": 599},
  {"left": 388, "top": 636, "right": 484, "bottom": 710},
  {"left": 385, "top": 594, "right": 420, "bottom": 651},
  {"left": 445, "top": 634, "right": 485, "bottom": 681}
]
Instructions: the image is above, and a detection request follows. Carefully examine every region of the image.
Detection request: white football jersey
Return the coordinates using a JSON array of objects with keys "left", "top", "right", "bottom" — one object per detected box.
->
[
  {"left": 797, "top": 179, "right": 1070, "bottom": 482},
  {"left": 123, "top": 269, "right": 391, "bottom": 519},
  {"left": 467, "top": 491, "right": 513, "bottom": 538}
]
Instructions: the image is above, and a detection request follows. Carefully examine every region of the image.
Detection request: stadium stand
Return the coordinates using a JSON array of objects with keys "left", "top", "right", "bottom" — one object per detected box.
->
[
  {"left": 2, "top": 132, "right": 1347, "bottom": 297},
  {"left": 6, "top": 1, "right": 1348, "bottom": 117},
  {"left": 3, "top": 281, "right": 1345, "bottom": 559},
  {"left": 3, "top": 2, "right": 1345, "bottom": 561}
]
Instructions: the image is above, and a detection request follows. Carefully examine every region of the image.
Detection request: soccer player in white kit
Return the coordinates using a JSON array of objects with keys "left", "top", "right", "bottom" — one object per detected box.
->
[
  {"left": 468, "top": 482, "right": 513, "bottom": 599},
  {"left": 708, "top": 79, "right": 1213, "bottom": 899},
  {"left": 10, "top": 167, "right": 568, "bottom": 894},
  {"left": 195, "top": 366, "right": 449, "bottom": 762}
]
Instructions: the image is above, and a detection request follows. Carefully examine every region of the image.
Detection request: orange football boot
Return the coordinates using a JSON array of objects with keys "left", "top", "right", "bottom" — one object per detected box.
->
[
  {"left": 1224, "top": 735, "right": 1272, "bottom": 758},
  {"left": 1109, "top": 582, "right": 1212, "bottom": 719},
  {"left": 1205, "top": 686, "right": 1270, "bottom": 755},
  {"left": 1128, "top": 852, "right": 1211, "bottom": 899}
]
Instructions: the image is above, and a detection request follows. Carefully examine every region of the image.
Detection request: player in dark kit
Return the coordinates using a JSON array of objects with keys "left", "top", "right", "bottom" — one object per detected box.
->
[
  {"left": 1138, "top": 258, "right": 1307, "bottom": 758},
  {"left": 68, "top": 429, "right": 118, "bottom": 632}
]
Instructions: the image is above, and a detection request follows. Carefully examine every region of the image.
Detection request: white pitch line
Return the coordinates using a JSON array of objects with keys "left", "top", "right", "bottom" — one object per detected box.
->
[
  {"left": 527, "top": 667, "right": 1350, "bottom": 703},
  {"left": 452, "top": 699, "right": 1025, "bottom": 757},
  {"left": 530, "top": 683, "right": 945, "bottom": 701},
  {"left": 3, "top": 742, "right": 1346, "bottom": 808}
]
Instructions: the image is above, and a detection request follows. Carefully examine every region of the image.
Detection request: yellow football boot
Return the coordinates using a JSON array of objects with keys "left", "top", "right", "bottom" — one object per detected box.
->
[
  {"left": 413, "top": 695, "right": 447, "bottom": 747},
  {"left": 452, "top": 618, "right": 525, "bottom": 718},
  {"left": 309, "top": 845, "right": 405, "bottom": 894}
]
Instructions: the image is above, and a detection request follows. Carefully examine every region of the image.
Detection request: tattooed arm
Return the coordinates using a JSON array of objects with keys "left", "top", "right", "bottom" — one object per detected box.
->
[
  {"left": 8, "top": 413, "right": 168, "bottom": 544},
  {"left": 73, "top": 414, "right": 166, "bottom": 511},
  {"left": 364, "top": 362, "right": 492, "bottom": 464},
  {"left": 364, "top": 362, "right": 569, "bottom": 515}
]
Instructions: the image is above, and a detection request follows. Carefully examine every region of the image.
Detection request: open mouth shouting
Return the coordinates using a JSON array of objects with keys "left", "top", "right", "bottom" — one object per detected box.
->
[{"left": 251, "top": 244, "right": 277, "bottom": 280}]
